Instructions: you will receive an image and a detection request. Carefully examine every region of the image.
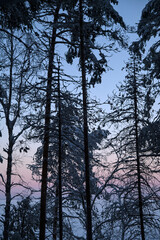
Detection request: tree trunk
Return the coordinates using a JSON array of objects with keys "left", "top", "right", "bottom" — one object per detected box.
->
[
  {"left": 79, "top": 0, "right": 92, "bottom": 239},
  {"left": 3, "top": 30, "right": 14, "bottom": 240},
  {"left": 39, "top": 4, "right": 61, "bottom": 240},
  {"left": 3, "top": 142, "right": 13, "bottom": 240},
  {"left": 133, "top": 56, "right": 145, "bottom": 240},
  {"left": 53, "top": 186, "right": 59, "bottom": 240},
  {"left": 57, "top": 59, "right": 63, "bottom": 240}
]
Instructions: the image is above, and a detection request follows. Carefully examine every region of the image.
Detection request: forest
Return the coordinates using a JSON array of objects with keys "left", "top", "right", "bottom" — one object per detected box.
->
[{"left": 0, "top": 0, "right": 160, "bottom": 239}]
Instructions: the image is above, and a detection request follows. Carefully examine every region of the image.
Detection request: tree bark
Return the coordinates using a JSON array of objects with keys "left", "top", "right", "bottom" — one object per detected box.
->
[
  {"left": 57, "top": 59, "right": 63, "bottom": 240},
  {"left": 79, "top": 0, "right": 92, "bottom": 239},
  {"left": 3, "top": 31, "right": 14, "bottom": 240},
  {"left": 3, "top": 142, "right": 13, "bottom": 240},
  {"left": 39, "top": 4, "right": 61, "bottom": 240},
  {"left": 53, "top": 186, "right": 59, "bottom": 240},
  {"left": 133, "top": 55, "right": 145, "bottom": 240}
]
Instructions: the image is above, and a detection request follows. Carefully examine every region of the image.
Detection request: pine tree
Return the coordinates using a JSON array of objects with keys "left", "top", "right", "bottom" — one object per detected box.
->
[
  {"left": 138, "top": 0, "right": 160, "bottom": 79},
  {"left": 79, "top": 0, "right": 92, "bottom": 238},
  {"left": 28, "top": 85, "right": 108, "bottom": 238},
  {"left": 38, "top": 3, "right": 61, "bottom": 239},
  {"left": 57, "top": 58, "right": 63, "bottom": 240},
  {"left": 66, "top": 1, "right": 126, "bottom": 238},
  {"left": 104, "top": 45, "right": 159, "bottom": 239},
  {"left": 137, "top": 0, "right": 160, "bottom": 156},
  {"left": 66, "top": 0, "right": 126, "bottom": 85},
  {"left": 132, "top": 49, "right": 145, "bottom": 240},
  {"left": 0, "top": 0, "right": 42, "bottom": 29},
  {"left": 22, "top": 1, "right": 126, "bottom": 238}
]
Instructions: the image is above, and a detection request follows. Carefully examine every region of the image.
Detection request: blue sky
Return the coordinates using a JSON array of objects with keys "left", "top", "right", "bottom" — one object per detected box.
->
[{"left": 90, "top": 0, "right": 148, "bottom": 102}]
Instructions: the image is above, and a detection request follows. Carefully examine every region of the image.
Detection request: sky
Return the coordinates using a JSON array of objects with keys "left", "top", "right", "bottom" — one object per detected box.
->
[
  {"left": 91, "top": 0, "right": 148, "bottom": 102},
  {"left": 0, "top": 0, "right": 149, "bottom": 199}
]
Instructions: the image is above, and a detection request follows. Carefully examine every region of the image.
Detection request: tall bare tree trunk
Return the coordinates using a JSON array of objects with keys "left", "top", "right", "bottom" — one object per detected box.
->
[
  {"left": 57, "top": 59, "right": 63, "bottom": 240},
  {"left": 3, "top": 31, "right": 14, "bottom": 240},
  {"left": 133, "top": 55, "right": 145, "bottom": 240},
  {"left": 79, "top": 0, "right": 92, "bottom": 239},
  {"left": 39, "top": 4, "right": 61, "bottom": 240},
  {"left": 53, "top": 186, "right": 59, "bottom": 240},
  {"left": 3, "top": 142, "right": 13, "bottom": 240}
]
